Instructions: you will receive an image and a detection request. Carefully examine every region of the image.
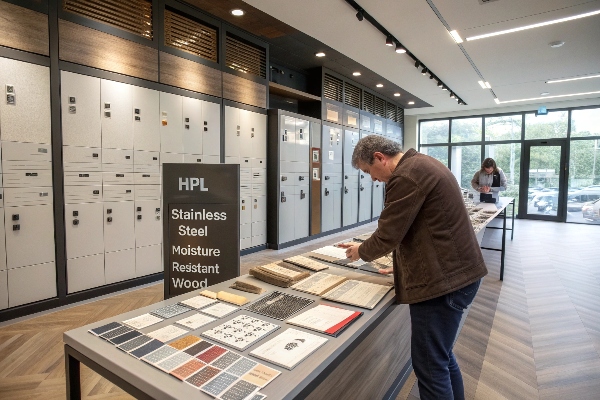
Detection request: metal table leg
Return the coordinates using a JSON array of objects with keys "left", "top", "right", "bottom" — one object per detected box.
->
[
  {"left": 500, "top": 206, "right": 507, "bottom": 280},
  {"left": 65, "top": 345, "right": 81, "bottom": 400}
]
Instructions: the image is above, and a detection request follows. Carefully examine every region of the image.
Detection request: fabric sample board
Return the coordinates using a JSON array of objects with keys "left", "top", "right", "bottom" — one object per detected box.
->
[
  {"left": 291, "top": 273, "right": 348, "bottom": 296},
  {"left": 200, "top": 302, "right": 239, "bottom": 318},
  {"left": 185, "top": 366, "right": 222, "bottom": 388},
  {"left": 88, "top": 322, "right": 122, "bottom": 336},
  {"left": 201, "top": 315, "right": 280, "bottom": 351},
  {"left": 225, "top": 357, "right": 259, "bottom": 377},
  {"left": 175, "top": 313, "right": 216, "bottom": 330},
  {"left": 200, "top": 372, "right": 238, "bottom": 397},
  {"left": 210, "top": 351, "right": 242, "bottom": 370},
  {"left": 117, "top": 335, "right": 152, "bottom": 352},
  {"left": 141, "top": 345, "right": 178, "bottom": 364},
  {"left": 156, "top": 352, "right": 194, "bottom": 372},
  {"left": 170, "top": 359, "right": 206, "bottom": 381},
  {"left": 283, "top": 255, "right": 329, "bottom": 271},
  {"left": 122, "top": 313, "right": 163, "bottom": 329},
  {"left": 183, "top": 340, "right": 214, "bottom": 357},
  {"left": 150, "top": 304, "right": 191, "bottom": 319},
  {"left": 108, "top": 330, "right": 142, "bottom": 345},
  {"left": 99, "top": 326, "right": 132, "bottom": 340},
  {"left": 217, "top": 379, "right": 260, "bottom": 400},
  {"left": 169, "top": 335, "right": 201, "bottom": 350},
  {"left": 245, "top": 291, "right": 313, "bottom": 320},
  {"left": 197, "top": 345, "right": 228, "bottom": 363},
  {"left": 250, "top": 328, "right": 328, "bottom": 370},
  {"left": 129, "top": 339, "right": 164, "bottom": 359}
]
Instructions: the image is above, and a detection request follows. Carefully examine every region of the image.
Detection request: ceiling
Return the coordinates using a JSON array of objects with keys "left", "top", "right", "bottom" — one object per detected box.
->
[{"left": 237, "top": 0, "right": 600, "bottom": 116}]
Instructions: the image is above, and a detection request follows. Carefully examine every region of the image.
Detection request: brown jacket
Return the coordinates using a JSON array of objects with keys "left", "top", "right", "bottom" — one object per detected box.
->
[{"left": 358, "top": 149, "right": 487, "bottom": 304}]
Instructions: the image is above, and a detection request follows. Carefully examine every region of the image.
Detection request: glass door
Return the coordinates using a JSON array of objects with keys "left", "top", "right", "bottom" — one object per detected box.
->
[{"left": 520, "top": 140, "right": 568, "bottom": 221}]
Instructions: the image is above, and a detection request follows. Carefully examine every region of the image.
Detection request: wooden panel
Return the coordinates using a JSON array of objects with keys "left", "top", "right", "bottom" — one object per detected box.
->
[
  {"left": 0, "top": 1, "right": 49, "bottom": 56},
  {"left": 159, "top": 51, "right": 221, "bottom": 98},
  {"left": 222, "top": 72, "right": 267, "bottom": 109},
  {"left": 58, "top": 19, "right": 158, "bottom": 81}
]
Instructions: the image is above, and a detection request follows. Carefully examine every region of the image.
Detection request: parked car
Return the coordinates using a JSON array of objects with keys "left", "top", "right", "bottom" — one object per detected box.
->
[
  {"left": 532, "top": 189, "right": 558, "bottom": 207},
  {"left": 536, "top": 194, "right": 558, "bottom": 211},
  {"left": 567, "top": 189, "right": 600, "bottom": 212},
  {"left": 582, "top": 199, "right": 600, "bottom": 221}
]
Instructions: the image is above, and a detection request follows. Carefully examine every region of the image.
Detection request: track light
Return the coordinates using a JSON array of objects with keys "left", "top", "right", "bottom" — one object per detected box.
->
[
  {"left": 415, "top": 60, "right": 420, "bottom": 68},
  {"left": 450, "top": 92, "right": 456, "bottom": 98},
  {"left": 442, "top": 86, "right": 448, "bottom": 91},
  {"left": 385, "top": 36, "right": 394, "bottom": 46},
  {"left": 395, "top": 44, "right": 406, "bottom": 54},
  {"left": 429, "top": 74, "right": 434, "bottom": 79},
  {"left": 421, "top": 68, "right": 428, "bottom": 75},
  {"left": 356, "top": 10, "right": 364, "bottom": 21},
  {"left": 437, "top": 81, "right": 443, "bottom": 87}
]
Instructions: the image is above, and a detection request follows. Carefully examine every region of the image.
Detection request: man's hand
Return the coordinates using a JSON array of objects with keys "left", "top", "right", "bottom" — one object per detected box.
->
[
  {"left": 337, "top": 242, "right": 361, "bottom": 261},
  {"left": 378, "top": 267, "right": 394, "bottom": 275}
]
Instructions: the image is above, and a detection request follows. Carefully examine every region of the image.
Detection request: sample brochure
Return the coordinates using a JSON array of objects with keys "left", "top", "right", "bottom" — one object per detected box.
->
[
  {"left": 283, "top": 255, "right": 329, "bottom": 271},
  {"left": 311, "top": 245, "right": 348, "bottom": 259},
  {"left": 201, "top": 315, "right": 280, "bottom": 351},
  {"left": 179, "top": 295, "right": 219, "bottom": 310},
  {"left": 122, "top": 313, "right": 163, "bottom": 330},
  {"left": 200, "top": 302, "right": 239, "bottom": 318},
  {"left": 291, "top": 272, "right": 348, "bottom": 296},
  {"left": 310, "top": 246, "right": 366, "bottom": 268},
  {"left": 250, "top": 328, "right": 328, "bottom": 370},
  {"left": 259, "top": 263, "right": 305, "bottom": 279},
  {"left": 175, "top": 313, "right": 216, "bottom": 330},
  {"left": 286, "top": 304, "right": 362, "bottom": 337},
  {"left": 146, "top": 325, "right": 189, "bottom": 342},
  {"left": 322, "top": 280, "right": 392, "bottom": 310},
  {"left": 245, "top": 291, "right": 314, "bottom": 320}
]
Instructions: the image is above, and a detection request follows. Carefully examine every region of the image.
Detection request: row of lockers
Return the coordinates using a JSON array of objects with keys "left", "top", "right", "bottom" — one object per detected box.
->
[{"left": 323, "top": 99, "right": 403, "bottom": 139}]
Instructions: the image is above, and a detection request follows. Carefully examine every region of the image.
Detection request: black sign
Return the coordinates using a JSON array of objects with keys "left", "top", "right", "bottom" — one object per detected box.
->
[{"left": 163, "top": 164, "right": 240, "bottom": 299}]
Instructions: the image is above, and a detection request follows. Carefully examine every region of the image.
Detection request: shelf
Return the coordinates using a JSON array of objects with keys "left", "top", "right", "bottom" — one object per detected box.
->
[{"left": 269, "top": 82, "right": 321, "bottom": 101}]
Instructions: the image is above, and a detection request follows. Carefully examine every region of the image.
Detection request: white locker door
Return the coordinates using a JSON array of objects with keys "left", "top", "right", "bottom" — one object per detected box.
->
[
  {"left": 101, "top": 79, "right": 133, "bottom": 149},
  {"left": 240, "top": 196, "right": 252, "bottom": 225},
  {"left": 251, "top": 195, "right": 266, "bottom": 223},
  {"left": 224, "top": 106, "right": 240, "bottom": 157},
  {"left": 67, "top": 253, "right": 105, "bottom": 293},
  {"left": 61, "top": 71, "right": 101, "bottom": 147},
  {"left": 105, "top": 248, "right": 136, "bottom": 284},
  {"left": 240, "top": 222, "right": 251, "bottom": 250},
  {"left": 358, "top": 180, "right": 373, "bottom": 222},
  {"left": 295, "top": 118, "right": 310, "bottom": 164},
  {"left": 202, "top": 100, "right": 221, "bottom": 157},
  {"left": 332, "top": 187, "right": 342, "bottom": 229},
  {"left": 159, "top": 92, "right": 183, "bottom": 154},
  {"left": 134, "top": 200, "right": 162, "bottom": 247},
  {"left": 65, "top": 202, "right": 104, "bottom": 259},
  {"left": 239, "top": 109, "right": 254, "bottom": 158},
  {"left": 5, "top": 204, "right": 55, "bottom": 269},
  {"left": 8, "top": 262, "right": 56, "bottom": 307},
  {"left": 322, "top": 125, "right": 342, "bottom": 164},
  {"left": 0, "top": 270, "right": 7, "bottom": 310},
  {"left": 0, "top": 58, "right": 51, "bottom": 144},
  {"left": 321, "top": 185, "right": 334, "bottom": 233},
  {"left": 372, "top": 183, "right": 384, "bottom": 218},
  {"left": 182, "top": 96, "right": 203, "bottom": 154},
  {"left": 278, "top": 185, "right": 295, "bottom": 244},
  {"left": 0, "top": 213, "right": 6, "bottom": 271},
  {"left": 252, "top": 112, "right": 267, "bottom": 159},
  {"left": 294, "top": 185, "right": 309, "bottom": 240},
  {"left": 351, "top": 185, "right": 359, "bottom": 225},
  {"left": 342, "top": 184, "right": 353, "bottom": 227},
  {"left": 104, "top": 201, "right": 135, "bottom": 252},
  {"left": 132, "top": 86, "right": 160, "bottom": 152},
  {"left": 280, "top": 116, "right": 296, "bottom": 162},
  {"left": 136, "top": 244, "right": 162, "bottom": 277},
  {"left": 251, "top": 221, "right": 266, "bottom": 247}
]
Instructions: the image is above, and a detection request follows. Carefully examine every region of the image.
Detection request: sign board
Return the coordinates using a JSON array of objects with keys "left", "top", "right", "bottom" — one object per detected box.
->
[
  {"left": 162, "top": 164, "right": 240, "bottom": 299},
  {"left": 535, "top": 106, "right": 548, "bottom": 116}
]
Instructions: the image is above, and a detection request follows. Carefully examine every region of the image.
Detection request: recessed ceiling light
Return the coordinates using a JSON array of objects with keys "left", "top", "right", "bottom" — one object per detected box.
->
[
  {"left": 315, "top": 52, "right": 326, "bottom": 57},
  {"left": 549, "top": 41, "right": 565, "bottom": 48},
  {"left": 495, "top": 90, "right": 600, "bottom": 104},
  {"left": 394, "top": 93, "right": 400, "bottom": 97},
  {"left": 230, "top": 9, "right": 244, "bottom": 16},
  {"left": 466, "top": 9, "right": 600, "bottom": 41},
  {"left": 541, "top": 92, "right": 550, "bottom": 96},
  {"left": 353, "top": 72, "right": 361, "bottom": 76},
  {"left": 376, "top": 83, "right": 383, "bottom": 88},
  {"left": 478, "top": 80, "right": 486, "bottom": 89},
  {"left": 408, "top": 101, "right": 415, "bottom": 105},
  {"left": 449, "top": 30, "right": 463, "bottom": 44},
  {"left": 484, "top": 82, "right": 491, "bottom": 88},
  {"left": 547, "top": 74, "right": 600, "bottom": 83}
]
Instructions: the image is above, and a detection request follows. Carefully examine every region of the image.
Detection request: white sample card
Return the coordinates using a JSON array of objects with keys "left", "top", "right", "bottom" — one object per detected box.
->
[
  {"left": 201, "top": 302, "right": 239, "bottom": 318},
  {"left": 147, "top": 325, "right": 189, "bottom": 342},
  {"left": 312, "top": 245, "right": 348, "bottom": 259},
  {"left": 291, "top": 272, "right": 347, "bottom": 296},
  {"left": 283, "top": 255, "right": 329, "bottom": 271},
  {"left": 286, "top": 304, "right": 362, "bottom": 336},
  {"left": 259, "top": 263, "right": 304, "bottom": 279},
  {"left": 202, "top": 315, "right": 280, "bottom": 351},
  {"left": 250, "top": 328, "right": 328, "bottom": 370},
  {"left": 179, "top": 295, "right": 219, "bottom": 310},
  {"left": 322, "top": 280, "right": 392, "bottom": 310},
  {"left": 122, "top": 313, "right": 163, "bottom": 330},
  {"left": 175, "top": 313, "right": 216, "bottom": 330}
]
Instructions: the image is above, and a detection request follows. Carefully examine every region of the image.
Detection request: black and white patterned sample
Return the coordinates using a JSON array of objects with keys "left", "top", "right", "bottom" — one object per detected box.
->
[
  {"left": 201, "top": 372, "right": 238, "bottom": 397},
  {"left": 129, "top": 339, "right": 164, "bottom": 358},
  {"left": 141, "top": 345, "right": 178, "bottom": 364},
  {"left": 210, "top": 351, "right": 242, "bottom": 369},
  {"left": 183, "top": 340, "right": 214, "bottom": 357},
  {"left": 117, "top": 335, "right": 152, "bottom": 352},
  {"left": 108, "top": 330, "right": 142, "bottom": 345},
  {"left": 248, "top": 393, "right": 267, "bottom": 400},
  {"left": 156, "top": 352, "right": 194, "bottom": 372},
  {"left": 246, "top": 291, "right": 314, "bottom": 320},
  {"left": 219, "top": 379, "right": 260, "bottom": 400},
  {"left": 89, "top": 322, "right": 122, "bottom": 336},
  {"left": 185, "top": 366, "right": 221, "bottom": 388},
  {"left": 225, "top": 357, "right": 258, "bottom": 377},
  {"left": 201, "top": 315, "right": 279, "bottom": 351},
  {"left": 150, "top": 303, "right": 192, "bottom": 319},
  {"left": 99, "top": 325, "right": 132, "bottom": 340}
]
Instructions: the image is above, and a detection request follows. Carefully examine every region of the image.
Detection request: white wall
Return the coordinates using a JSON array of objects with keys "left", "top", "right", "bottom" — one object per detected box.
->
[{"left": 403, "top": 115, "right": 418, "bottom": 151}]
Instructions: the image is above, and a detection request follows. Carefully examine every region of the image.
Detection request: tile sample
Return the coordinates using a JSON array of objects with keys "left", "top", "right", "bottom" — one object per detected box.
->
[
  {"left": 185, "top": 366, "right": 221, "bottom": 388},
  {"left": 146, "top": 325, "right": 188, "bottom": 342},
  {"left": 151, "top": 303, "right": 192, "bottom": 319},
  {"left": 89, "top": 322, "right": 122, "bottom": 336},
  {"left": 168, "top": 335, "right": 201, "bottom": 350},
  {"left": 200, "top": 303, "right": 239, "bottom": 318},
  {"left": 201, "top": 315, "right": 279, "bottom": 351},
  {"left": 175, "top": 313, "right": 216, "bottom": 330},
  {"left": 170, "top": 359, "right": 206, "bottom": 381},
  {"left": 123, "top": 313, "right": 163, "bottom": 329},
  {"left": 117, "top": 335, "right": 152, "bottom": 352},
  {"left": 179, "top": 295, "right": 218, "bottom": 309},
  {"left": 200, "top": 372, "right": 238, "bottom": 397},
  {"left": 210, "top": 351, "right": 242, "bottom": 369},
  {"left": 197, "top": 345, "right": 228, "bottom": 363},
  {"left": 129, "top": 339, "right": 164, "bottom": 359}
]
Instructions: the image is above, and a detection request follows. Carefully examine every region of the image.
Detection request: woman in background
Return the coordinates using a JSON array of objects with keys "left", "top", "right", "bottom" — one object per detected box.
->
[{"left": 471, "top": 158, "right": 507, "bottom": 202}]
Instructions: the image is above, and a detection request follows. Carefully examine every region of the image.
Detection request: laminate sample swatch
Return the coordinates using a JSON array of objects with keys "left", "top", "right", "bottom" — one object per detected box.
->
[
  {"left": 250, "top": 328, "right": 328, "bottom": 370},
  {"left": 179, "top": 295, "right": 218, "bottom": 309},
  {"left": 322, "top": 280, "right": 392, "bottom": 309},
  {"left": 170, "top": 359, "right": 206, "bottom": 380},
  {"left": 283, "top": 255, "right": 329, "bottom": 271},
  {"left": 218, "top": 379, "right": 260, "bottom": 400},
  {"left": 291, "top": 272, "right": 348, "bottom": 296},
  {"left": 129, "top": 339, "right": 164, "bottom": 358},
  {"left": 151, "top": 303, "right": 191, "bottom": 319},
  {"left": 99, "top": 326, "right": 132, "bottom": 340},
  {"left": 201, "top": 315, "right": 279, "bottom": 351},
  {"left": 117, "top": 335, "right": 152, "bottom": 352},
  {"left": 200, "top": 372, "right": 238, "bottom": 397},
  {"left": 169, "top": 335, "right": 201, "bottom": 350},
  {"left": 183, "top": 340, "right": 214, "bottom": 356},
  {"left": 197, "top": 345, "right": 227, "bottom": 363},
  {"left": 141, "top": 345, "right": 178, "bottom": 364},
  {"left": 225, "top": 357, "right": 259, "bottom": 377},
  {"left": 246, "top": 291, "right": 313, "bottom": 320},
  {"left": 210, "top": 351, "right": 242, "bottom": 369},
  {"left": 122, "top": 313, "right": 163, "bottom": 329},
  {"left": 156, "top": 352, "right": 194, "bottom": 372},
  {"left": 89, "top": 322, "right": 122, "bottom": 336},
  {"left": 200, "top": 303, "right": 239, "bottom": 318},
  {"left": 146, "top": 325, "right": 188, "bottom": 342},
  {"left": 175, "top": 313, "right": 216, "bottom": 330},
  {"left": 108, "top": 330, "right": 142, "bottom": 345},
  {"left": 185, "top": 366, "right": 221, "bottom": 388}
]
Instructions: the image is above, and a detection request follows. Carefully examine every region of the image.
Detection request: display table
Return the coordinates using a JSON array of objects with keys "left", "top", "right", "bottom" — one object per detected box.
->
[{"left": 64, "top": 263, "right": 411, "bottom": 400}]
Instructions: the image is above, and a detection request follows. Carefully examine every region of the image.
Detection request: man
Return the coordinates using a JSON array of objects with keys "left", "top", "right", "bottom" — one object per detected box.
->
[{"left": 340, "top": 136, "right": 487, "bottom": 400}]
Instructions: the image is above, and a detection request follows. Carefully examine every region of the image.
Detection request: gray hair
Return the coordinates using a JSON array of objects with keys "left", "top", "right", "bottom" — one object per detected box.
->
[{"left": 351, "top": 135, "right": 402, "bottom": 168}]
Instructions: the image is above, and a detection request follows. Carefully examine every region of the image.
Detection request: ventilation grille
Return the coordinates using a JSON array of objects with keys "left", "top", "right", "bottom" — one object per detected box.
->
[
  {"left": 363, "top": 92, "right": 374, "bottom": 113},
  {"left": 323, "top": 74, "right": 343, "bottom": 102},
  {"left": 225, "top": 34, "right": 266, "bottom": 78},
  {"left": 374, "top": 96, "right": 386, "bottom": 117},
  {"left": 344, "top": 82, "right": 361, "bottom": 108},
  {"left": 386, "top": 102, "right": 397, "bottom": 121},
  {"left": 63, "top": 0, "right": 153, "bottom": 39},
  {"left": 164, "top": 10, "right": 217, "bottom": 62},
  {"left": 397, "top": 107, "right": 404, "bottom": 124}
]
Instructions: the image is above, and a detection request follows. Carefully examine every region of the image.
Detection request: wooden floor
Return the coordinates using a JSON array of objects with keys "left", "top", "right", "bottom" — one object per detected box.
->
[{"left": 1, "top": 220, "right": 599, "bottom": 399}]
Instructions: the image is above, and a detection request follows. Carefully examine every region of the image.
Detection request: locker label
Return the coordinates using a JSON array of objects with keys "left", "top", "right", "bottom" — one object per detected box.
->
[
  {"left": 69, "top": 105, "right": 76, "bottom": 113},
  {"left": 134, "top": 108, "right": 140, "bottom": 114},
  {"left": 116, "top": 174, "right": 124, "bottom": 177},
  {"left": 329, "top": 151, "right": 334, "bottom": 160},
  {"left": 7, "top": 94, "right": 15, "bottom": 104},
  {"left": 79, "top": 174, "right": 89, "bottom": 177},
  {"left": 69, "top": 96, "right": 76, "bottom": 104},
  {"left": 6, "top": 84, "right": 15, "bottom": 93},
  {"left": 38, "top": 148, "right": 48, "bottom": 153},
  {"left": 25, "top": 172, "right": 38, "bottom": 177}
]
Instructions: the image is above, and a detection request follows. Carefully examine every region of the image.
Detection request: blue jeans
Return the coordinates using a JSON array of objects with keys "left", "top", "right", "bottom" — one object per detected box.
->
[{"left": 409, "top": 279, "right": 481, "bottom": 400}]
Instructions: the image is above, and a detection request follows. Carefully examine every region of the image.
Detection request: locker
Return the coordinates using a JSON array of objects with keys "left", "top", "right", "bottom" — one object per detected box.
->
[
  {"left": 251, "top": 196, "right": 266, "bottom": 223},
  {"left": 358, "top": 179, "right": 373, "bottom": 222},
  {"left": 182, "top": 96, "right": 203, "bottom": 154},
  {"left": 64, "top": 185, "right": 102, "bottom": 204},
  {"left": 201, "top": 100, "right": 221, "bottom": 157},
  {"left": 132, "top": 86, "right": 160, "bottom": 152},
  {"left": 67, "top": 253, "right": 105, "bottom": 293},
  {"left": 224, "top": 106, "right": 240, "bottom": 157},
  {"left": 343, "top": 184, "right": 359, "bottom": 227},
  {"left": 251, "top": 221, "right": 266, "bottom": 245},
  {"left": 372, "top": 182, "right": 385, "bottom": 218},
  {"left": 102, "top": 148, "right": 133, "bottom": 167},
  {"left": 0, "top": 270, "right": 7, "bottom": 309},
  {"left": 0, "top": 187, "right": 3, "bottom": 208},
  {"left": 183, "top": 154, "right": 204, "bottom": 164},
  {"left": 295, "top": 118, "right": 310, "bottom": 163},
  {"left": 1, "top": 141, "right": 52, "bottom": 162},
  {"left": 5, "top": 204, "right": 55, "bottom": 269},
  {"left": 160, "top": 152, "right": 184, "bottom": 165},
  {"left": 322, "top": 125, "right": 342, "bottom": 164},
  {"left": 104, "top": 201, "right": 135, "bottom": 252},
  {"left": 3, "top": 187, "right": 51, "bottom": 207},
  {"left": 65, "top": 202, "right": 104, "bottom": 259},
  {"left": 0, "top": 211, "right": 6, "bottom": 271},
  {"left": 251, "top": 234, "right": 265, "bottom": 247},
  {"left": 280, "top": 116, "right": 296, "bottom": 162},
  {"left": 202, "top": 155, "right": 220, "bottom": 164},
  {"left": 225, "top": 156, "right": 240, "bottom": 165},
  {"left": 294, "top": 185, "right": 310, "bottom": 240},
  {"left": 135, "top": 244, "right": 162, "bottom": 277},
  {"left": 343, "top": 129, "right": 360, "bottom": 165},
  {"left": 240, "top": 197, "right": 251, "bottom": 225},
  {"left": 252, "top": 111, "right": 267, "bottom": 159},
  {"left": 63, "top": 146, "right": 102, "bottom": 169},
  {"left": 134, "top": 200, "right": 162, "bottom": 247},
  {"left": 0, "top": 58, "right": 51, "bottom": 144},
  {"left": 239, "top": 109, "right": 254, "bottom": 158},
  {"left": 240, "top": 168, "right": 252, "bottom": 183},
  {"left": 105, "top": 248, "right": 136, "bottom": 284},
  {"left": 134, "top": 185, "right": 160, "bottom": 201},
  {"left": 134, "top": 172, "right": 160, "bottom": 185},
  {"left": 252, "top": 183, "right": 266, "bottom": 197},
  {"left": 360, "top": 113, "right": 373, "bottom": 132},
  {"left": 61, "top": 71, "right": 101, "bottom": 147},
  {"left": 159, "top": 92, "right": 183, "bottom": 153},
  {"left": 133, "top": 151, "right": 159, "bottom": 171},
  {"left": 251, "top": 168, "right": 266, "bottom": 184},
  {"left": 102, "top": 172, "right": 133, "bottom": 185},
  {"left": 2, "top": 169, "right": 52, "bottom": 187},
  {"left": 240, "top": 223, "right": 251, "bottom": 249},
  {"left": 8, "top": 262, "right": 56, "bottom": 307},
  {"left": 101, "top": 79, "right": 133, "bottom": 149},
  {"left": 321, "top": 185, "right": 342, "bottom": 232},
  {"left": 373, "top": 116, "right": 385, "bottom": 134},
  {"left": 63, "top": 171, "right": 103, "bottom": 186},
  {"left": 252, "top": 158, "right": 265, "bottom": 168}
]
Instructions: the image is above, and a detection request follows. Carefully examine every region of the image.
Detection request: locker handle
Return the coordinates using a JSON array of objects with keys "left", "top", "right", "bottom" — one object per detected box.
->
[
  {"left": 126, "top": 190, "right": 132, "bottom": 193},
  {"left": 361, "top": 174, "right": 365, "bottom": 178},
  {"left": 156, "top": 208, "right": 160, "bottom": 212},
  {"left": 107, "top": 217, "right": 112, "bottom": 222},
  {"left": 107, "top": 209, "right": 112, "bottom": 214},
  {"left": 92, "top": 153, "right": 99, "bottom": 158},
  {"left": 299, "top": 176, "right": 305, "bottom": 181},
  {"left": 325, "top": 189, "right": 330, "bottom": 196},
  {"left": 324, "top": 176, "right": 330, "bottom": 180},
  {"left": 153, "top": 157, "right": 158, "bottom": 160},
  {"left": 137, "top": 207, "right": 142, "bottom": 212},
  {"left": 360, "top": 186, "right": 364, "bottom": 191},
  {"left": 345, "top": 175, "right": 348, "bottom": 179},
  {"left": 79, "top": 174, "right": 89, "bottom": 177},
  {"left": 116, "top": 174, "right": 124, "bottom": 177},
  {"left": 345, "top": 187, "right": 349, "bottom": 194},
  {"left": 125, "top": 155, "right": 131, "bottom": 159},
  {"left": 12, "top": 214, "right": 19, "bottom": 221},
  {"left": 281, "top": 176, "right": 287, "bottom": 181},
  {"left": 280, "top": 192, "right": 286, "bottom": 203},
  {"left": 73, "top": 211, "right": 78, "bottom": 216},
  {"left": 203, "top": 127, "right": 208, "bottom": 132},
  {"left": 142, "top": 174, "right": 150, "bottom": 177},
  {"left": 13, "top": 224, "right": 20, "bottom": 230},
  {"left": 72, "top": 219, "right": 79, "bottom": 226},
  {"left": 300, "top": 190, "right": 305, "bottom": 199},
  {"left": 137, "top": 215, "right": 142, "bottom": 220},
  {"left": 93, "top": 190, "right": 100, "bottom": 195},
  {"left": 254, "top": 199, "right": 257, "bottom": 202},
  {"left": 25, "top": 172, "right": 38, "bottom": 177}
]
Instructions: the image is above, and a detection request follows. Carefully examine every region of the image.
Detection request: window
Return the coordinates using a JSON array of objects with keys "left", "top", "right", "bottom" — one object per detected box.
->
[
  {"left": 420, "top": 120, "right": 449, "bottom": 144},
  {"left": 485, "top": 115, "right": 522, "bottom": 141},
  {"left": 451, "top": 117, "right": 481, "bottom": 143},
  {"left": 571, "top": 108, "right": 600, "bottom": 138},
  {"left": 485, "top": 143, "right": 521, "bottom": 212},
  {"left": 421, "top": 146, "right": 448, "bottom": 167},
  {"left": 450, "top": 145, "right": 480, "bottom": 190},
  {"left": 524, "top": 111, "right": 568, "bottom": 140}
]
